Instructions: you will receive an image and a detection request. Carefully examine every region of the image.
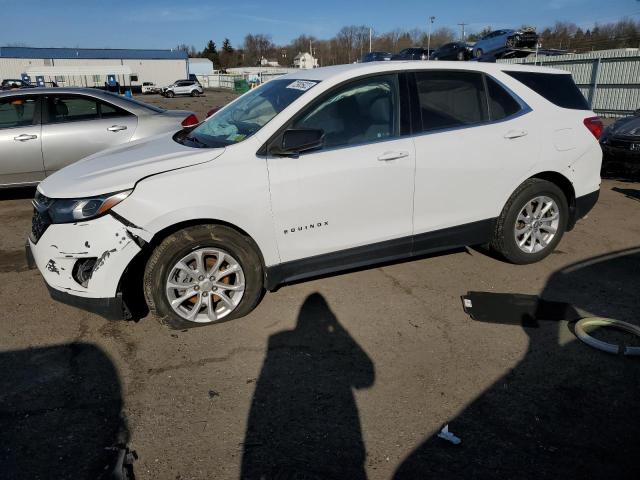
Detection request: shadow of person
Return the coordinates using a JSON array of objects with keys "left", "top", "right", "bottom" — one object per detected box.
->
[
  {"left": 241, "top": 293, "right": 375, "bottom": 480},
  {"left": 394, "top": 248, "right": 640, "bottom": 480},
  {"left": 0, "top": 342, "right": 131, "bottom": 480}
]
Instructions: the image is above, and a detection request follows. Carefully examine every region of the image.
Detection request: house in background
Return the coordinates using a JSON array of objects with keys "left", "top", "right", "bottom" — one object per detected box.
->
[{"left": 293, "top": 52, "right": 318, "bottom": 69}]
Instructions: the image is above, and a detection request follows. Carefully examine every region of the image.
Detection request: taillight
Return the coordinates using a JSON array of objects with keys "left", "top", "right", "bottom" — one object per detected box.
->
[
  {"left": 181, "top": 114, "right": 199, "bottom": 127},
  {"left": 583, "top": 116, "right": 603, "bottom": 140}
]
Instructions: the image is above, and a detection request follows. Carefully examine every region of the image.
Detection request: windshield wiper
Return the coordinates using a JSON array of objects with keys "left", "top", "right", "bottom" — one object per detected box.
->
[{"left": 184, "top": 135, "right": 208, "bottom": 147}]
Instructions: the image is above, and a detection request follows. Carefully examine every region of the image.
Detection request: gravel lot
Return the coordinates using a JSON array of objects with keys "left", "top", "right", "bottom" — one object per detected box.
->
[
  {"left": 140, "top": 89, "right": 240, "bottom": 121},
  {"left": 0, "top": 93, "right": 638, "bottom": 479}
]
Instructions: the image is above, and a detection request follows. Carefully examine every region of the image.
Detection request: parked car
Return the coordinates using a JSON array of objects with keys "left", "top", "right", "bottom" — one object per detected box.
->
[
  {"left": 391, "top": 48, "right": 432, "bottom": 60},
  {"left": 162, "top": 80, "right": 203, "bottom": 98},
  {"left": 1, "top": 79, "right": 35, "bottom": 90},
  {"left": 27, "top": 63, "right": 601, "bottom": 329},
  {"left": 600, "top": 110, "right": 640, "bottom": 177},
  {"left": 141, "top": 82, "right": 160, "bottom": 94},
  {"left": 431, "top": 42, "right": 473, "bottom": 61},
  {"left": 472, "top": 28, "right": 539, "bottom": 58},
  {"left": 0, "top": 88, "right": 199, "bottom": 187},
  {"left": 361, "top": 51, "right": 393, "bottom": 62}
]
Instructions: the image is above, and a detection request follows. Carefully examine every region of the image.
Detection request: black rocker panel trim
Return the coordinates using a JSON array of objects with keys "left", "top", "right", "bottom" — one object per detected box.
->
[{"left": 265, "top": 218, "right": 495, "bottom": 290}]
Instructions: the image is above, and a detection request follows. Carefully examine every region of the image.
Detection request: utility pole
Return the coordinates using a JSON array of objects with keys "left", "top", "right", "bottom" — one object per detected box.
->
[
  {"left": 369, "top": 27, "right": 372, "bottom": 53},
  {"left": 457, "top": 23, "right": 468, "bottom": 42},
  {"left": 427, "top": 16, "right": 436, "bottom": 58}
]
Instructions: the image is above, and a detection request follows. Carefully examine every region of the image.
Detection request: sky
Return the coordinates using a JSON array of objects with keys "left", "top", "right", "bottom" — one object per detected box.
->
[{"left": 1, "top": 0, "right": 639, "bottom": 50}]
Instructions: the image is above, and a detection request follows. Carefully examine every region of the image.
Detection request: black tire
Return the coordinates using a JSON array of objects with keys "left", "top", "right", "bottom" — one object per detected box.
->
[
  {"left": 457, "top": 51, "right": 465, "bottom": 61},
  {"left": 143, "top": 224, "right": 264, "bottom": 329},
  {"left": 474, "top": 48, "right": 483, "bottom": 58},
  {"left": 490, "top": 179, "right": 569, "bottom": 265},
  {"left": 191, "top": 90, "right": 200, "bottom": 97},
  {"left": 165, "top": 90, "right": 175, "bottom": 98}
]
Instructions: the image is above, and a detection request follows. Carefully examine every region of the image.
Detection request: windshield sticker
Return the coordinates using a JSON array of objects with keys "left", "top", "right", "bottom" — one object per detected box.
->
[{"left": 286, "top": 80, "right": 317, "bottom": 91}]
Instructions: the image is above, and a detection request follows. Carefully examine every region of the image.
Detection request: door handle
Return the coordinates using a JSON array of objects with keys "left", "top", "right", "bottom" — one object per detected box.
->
[
  {"left": 377, "top": 151, "right": 409, "bottom": 162},
  {"left": 13, "top": 134, "right": 38, "bottom": 142},
  {"left": 504, "top": 129, "right": 528, "bottom": 139},
  {"left": 107, "top": 125, "right": 127, "bottom": 132}
]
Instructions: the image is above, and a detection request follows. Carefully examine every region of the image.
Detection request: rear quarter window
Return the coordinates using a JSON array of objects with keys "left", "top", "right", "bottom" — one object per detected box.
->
[{"left": 505, "top": 71, "right": 589, "bottom": 110}]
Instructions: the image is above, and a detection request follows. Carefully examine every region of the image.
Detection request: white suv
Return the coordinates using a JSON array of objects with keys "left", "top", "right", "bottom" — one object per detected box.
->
[
  {"left": 162, "top": 80, "right": 203, "bottom": 97},
  {"left": 27, "top": 62, "right": 602, "bottom": 329}
]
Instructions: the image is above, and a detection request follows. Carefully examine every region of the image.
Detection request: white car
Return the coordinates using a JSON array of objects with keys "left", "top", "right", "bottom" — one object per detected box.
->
[
  {"left": 161, "top": 80, "right": 203, "bottom": 98},
  {"left": 27, "top": 62, "right": 602, "bottom": 329}
]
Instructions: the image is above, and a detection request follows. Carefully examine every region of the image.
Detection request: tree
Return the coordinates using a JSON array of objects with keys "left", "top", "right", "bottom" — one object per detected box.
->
[
  {"left": 243, "top": 34, "right": 276, "bottom": 66},
  {"left": 219, "top": 38, "right": 235, "bottom": 70},
  {"left": 175, "top": 43, "right": 198, "bottom": 57},
  {"left": 200, "top": 40, "right": 220, "bottom": 68}
]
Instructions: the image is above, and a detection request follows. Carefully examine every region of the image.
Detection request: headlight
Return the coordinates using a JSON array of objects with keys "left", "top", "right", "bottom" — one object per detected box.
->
[{"left": 47, "top": 190, "right": 132, "bottom": 223}]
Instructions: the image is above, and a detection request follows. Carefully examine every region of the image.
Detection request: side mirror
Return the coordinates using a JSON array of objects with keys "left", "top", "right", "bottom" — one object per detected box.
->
[{"left": 271, "top": 128, "right": 325, "bottom": 156}]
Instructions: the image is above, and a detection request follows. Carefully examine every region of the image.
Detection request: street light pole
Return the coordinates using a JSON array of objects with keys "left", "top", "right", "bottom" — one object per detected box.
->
[{"left": 427, "top": 16, "right": 436, "bottom": 59}]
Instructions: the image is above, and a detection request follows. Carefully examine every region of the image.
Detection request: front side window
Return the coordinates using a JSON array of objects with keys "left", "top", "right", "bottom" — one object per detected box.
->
[
  {"left": 415, "top": 71, "right": 487, "bottom": 132},
  {"left": 46, "top": 96, "right": 98, "bottom": 123},
  {"left": 184, "top": 78, "right": 319, "bottom": 148},
  {"left": 0, "top": 96, "right": 37, "bottom": 129},
  {"left": 292, "top": 74, "right": 398, "bottom": 149}
]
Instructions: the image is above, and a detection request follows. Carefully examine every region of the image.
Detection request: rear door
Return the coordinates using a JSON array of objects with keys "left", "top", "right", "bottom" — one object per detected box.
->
[
  {"left": 41, "top": 94, "right": 137, "bottom": 174},
  {"left": 174, "top": 81, "right": 190, "bottom": 95},
  {"left": 411, "top": 70, "right": 540, "bottom": 239},
  {"left": 0, "top": 94, "right": 44, "bottom": 185}
]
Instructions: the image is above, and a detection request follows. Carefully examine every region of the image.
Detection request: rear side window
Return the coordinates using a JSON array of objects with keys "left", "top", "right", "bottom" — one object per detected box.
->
[
  {"left": 415, "top": 71, "right": 487, "bottom": 132},
  {"left": 486, "top": 76, "right": 521, "bottom": 120},
  {"left": 99, "top": 101, "right": 132, "bottom": 118},
  {"left": 0, "top": 96, "right": 37, "bottom": 129},
  {"left": 505, "top": 71, "right": 589, "bottom": 110},
  {"left": 46, "top": 96, "right": 98, "bottom": 123}
]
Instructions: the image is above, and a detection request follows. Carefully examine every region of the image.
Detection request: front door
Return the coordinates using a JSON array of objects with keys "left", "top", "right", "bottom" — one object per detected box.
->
[
  {"left": 0, "top": 94, "right": 44, "bottom": 186},
  {"left": 41, "top": 94, "right": 137, "bottom": 174},
  {"left": 267, "top": 73, "right": 415, "bottom": 263}
]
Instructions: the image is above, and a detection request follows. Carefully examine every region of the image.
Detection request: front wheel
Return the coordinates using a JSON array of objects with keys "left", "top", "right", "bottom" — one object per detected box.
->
[
  {"left": 490, "top": 179, "right": 568, "bottom": 264},
  {"left": 457, "top": 51, "right": 465, "bottom": 61},
  {"left": 144, "top": 225, "right": 264, "bottom": 329},
  {"left": 474, "top": 48, "right": 483, "bottom": 58},
  {"left": 165, "top": 90, "right": 175, "bottom": 98},
  {"left": 191, "top": 90, "right": 200, "bottom": 97}
]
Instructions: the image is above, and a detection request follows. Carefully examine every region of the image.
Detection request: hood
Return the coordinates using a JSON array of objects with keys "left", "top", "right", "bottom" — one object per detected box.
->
[{"left": 39, "top": 132, "right": 224, "bottom": 198}]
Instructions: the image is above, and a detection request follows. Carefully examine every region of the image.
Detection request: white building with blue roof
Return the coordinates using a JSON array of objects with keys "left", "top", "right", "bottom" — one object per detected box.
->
[{"left": 0, "top": 47, "right": 190, "bottom": 90}]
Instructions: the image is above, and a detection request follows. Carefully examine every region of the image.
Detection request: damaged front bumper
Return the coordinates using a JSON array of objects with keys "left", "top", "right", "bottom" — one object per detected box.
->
[{"left": 27, "top": 214, "right": 143, "bottom": 319}]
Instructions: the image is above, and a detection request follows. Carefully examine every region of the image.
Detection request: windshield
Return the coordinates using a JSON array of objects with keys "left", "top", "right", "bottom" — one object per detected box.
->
[{"left": 181, "top": 78, "right": 319, "bottom": 148}]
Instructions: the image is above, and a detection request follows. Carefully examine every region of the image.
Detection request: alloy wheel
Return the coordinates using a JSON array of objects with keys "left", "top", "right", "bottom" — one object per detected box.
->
[
  {"left": 165, "top": 248, "right": 245, "bottom": 323},
  {"left": 514, "top": 196, "right": 560, "bottom": 254}
]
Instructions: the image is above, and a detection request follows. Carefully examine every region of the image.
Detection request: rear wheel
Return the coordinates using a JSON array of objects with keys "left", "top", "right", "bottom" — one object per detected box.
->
[
  {"left": 490, "top": 179, "right": 568, "bottom": 264},
  {"left": 144, "top": 225, "right": 263, "bottom": 329},
  {"left": 457, "top": 51, "right": 465, "bottom": 61}
]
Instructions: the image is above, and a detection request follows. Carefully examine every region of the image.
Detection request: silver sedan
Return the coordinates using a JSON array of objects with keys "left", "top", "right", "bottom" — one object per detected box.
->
[{"left": 0, "top": 88, "right": 198, "bottom": 187}]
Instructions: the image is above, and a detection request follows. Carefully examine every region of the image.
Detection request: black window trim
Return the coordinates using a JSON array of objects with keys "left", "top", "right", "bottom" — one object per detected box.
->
[
  {"left": 41, "top": 93, "right": 134, "bottom": 125},
  {"left": 408, "top": 69, "right": 532, "bottom": 139},
  {"left": 0, "top": 93, "right": 42, "bottom": 131},
  {"left": 259, "top": 71, "right": 405, "bottom": 157}
]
